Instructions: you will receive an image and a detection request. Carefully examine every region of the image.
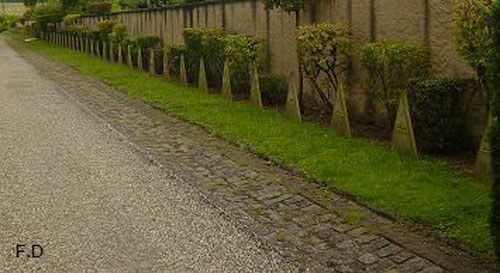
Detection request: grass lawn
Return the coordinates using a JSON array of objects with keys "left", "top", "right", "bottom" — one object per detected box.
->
[{"left": 6, "top": 33, "right": 494, "bottom": 258}]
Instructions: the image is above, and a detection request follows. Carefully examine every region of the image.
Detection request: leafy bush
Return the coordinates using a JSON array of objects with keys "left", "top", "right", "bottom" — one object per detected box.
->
[
  {"left": 296, "top": 23, "right": 353, "bottom": 110},
  {"left": 183, "top": 28, "right": 226, "bottom": 86},
  {"left": 225, "top": 33, "right": 265, "bottom": 95},
  {"left": 164, "top": 44, "right": 187, "bottom": 78},
  {"left": 96, "top": 19, "right": 114, "bottom": 40},
  {"left": 32, "top": 1, "right": 65, "bottom": 32},
  {"left": 0, "top": 14, "right": 21, "bottom": 33},
  {"left": 110, "top": 23, "right": 127, "bottom": 42},
  {"left": 135, "top": 35, "right": 160, "bottom": 49},
  {"left": 65, "top": 23, "right": 89, "bottom": 35},
  {"left": 407, "top": 77, "right": 475, "bottom": 153},
  {"left": 453, "top": 0, "right": 494, "bottom": 94},
  {"left": 90, "top": 1, "right": 112, "bottom": 14},
  {"left": 135, "top": 35, "right": 161, "bottom": 70},
  {"left": 118, "top": 0, "right": 181, "bottom": 9},
  {"left": 360, "top": 41, "right": 430, "bottom": 127},
  {"left": 182, "top": 28, "right": 264, "bottom": 94},
  {"left": 63, "top": 13, "right": 81, "bottom": 26},
  {"left": 260, "top": 73, "right": 288, "bottom": 107}
]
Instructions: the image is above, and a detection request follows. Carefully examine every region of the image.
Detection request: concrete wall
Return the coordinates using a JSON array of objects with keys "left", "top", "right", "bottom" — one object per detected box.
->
[{"left": 77, "top": 0, "right": 484, "bottom": 138}]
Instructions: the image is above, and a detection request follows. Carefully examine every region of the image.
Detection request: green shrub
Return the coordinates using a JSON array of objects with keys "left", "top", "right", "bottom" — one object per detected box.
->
[
  {"left": 32, "top": 1, "right": 65, "bottom": 32},
  {"left": 135, "top": 35, "right": 160, "bottom": 49},
  {"left": 135, "top": 35, "right": 160, "bottom": 70},
  {"left": 296, "top": 23, "right": 353, "bottom": 110},
  {"left": 66, "top": 23, "right": 89, "bottom": 36},
  {"left": 63, "top": 13, "right": 81, "bottom": 26},
  {"left": 183, "top": 28, "right": 226, "bottom": 86},
  {"left": 182, "top": 28, "right": 264, "bottom": 95},
  {"left": 260, "top": 73, "right": 288, "bottom": 107},
  {"left": 453, "top": 0, "right": 494, "bottom": 95},
  {"left": 225, "top": 33, "right": 265, "bottom": 96},
  {"left": 407, "top": 77, "right": 475, "bottom": 153},
  {"left": 90, "top": 1, "right": 112, "bottom": 14},
  {"left": 0, "top": 14, "right": 21, "bottom": 33},
  {"left": 118, "top": 0, "right": 181, "bottom": 9},
  {"left": 96, "top": 19, "right": 114, "bottom": 40},
  {"left": 164, "top": 44, "right": 187, "bottom": 78},
  {"left": 360, "top": 41, "right": 430, "bottom": 127},
  {"left": 111, "top": 23, "right": 127, "bottom": 42}
]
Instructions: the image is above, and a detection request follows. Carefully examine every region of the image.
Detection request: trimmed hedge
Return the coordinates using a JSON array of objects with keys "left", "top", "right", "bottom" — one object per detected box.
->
[
  {"left": 164, "top": 44, "right": 187, "bottom": 78},
  {"left": 361, "top": 41, "right": 430, "bottom": 127},
  {"left": 407, "top": 77, "right": 474, "bottom": 154},
  {"left": 182, "top": 28, "right": 264, "bottom": 96}
]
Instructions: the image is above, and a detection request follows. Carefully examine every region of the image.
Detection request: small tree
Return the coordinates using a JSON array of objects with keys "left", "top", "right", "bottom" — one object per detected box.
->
[
  {"left": 360, "top": 41, "right": 430, "bottom": 128},
  {"left": 453, "top": 0, "right": 494, "bottom": 103},
  {"left": 296, "top": 23, "right": 352, "bottom": 110}
]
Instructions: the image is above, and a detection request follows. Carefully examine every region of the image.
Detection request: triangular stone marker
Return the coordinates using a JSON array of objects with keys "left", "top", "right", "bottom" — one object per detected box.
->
[
  {"left": 103, "top": 41, "right": 108, "bottom": 60},
  {"left": 96, "top": 41, "right": 101, "bottom": 58},
  {"left": 110, "top": 42, "right": 114, "bottom": 62},
  {"left": 249, "top": 64, "right": 263, "bottom": 108},
  {"left": 90, "top": 39, "right": 95, "bottom": 56},
  {"left": 285, "top": 72, "right": 302, "bottom": 122},
  {"left": 198, "top": 57, "right": 208, "bottom": 92},
  {"left": 475, "top": 112, "right": 495, "bottom": 184},
  {"left": 118, "top": 44, "right": 123, "bottom": 64},
  {"left": 137, "top": 47, "right": 143, "bottom": 70},
  {"left": 180, "top": 54, "right": 188, "bottom": 86},
  {"left": 392, "top": 90, "right": 418, "bottom": 157},
  {"left": 163, "top": 51, "right": 170, "bottom": 80},
  {"left": 149, "top": 48, "right": 155, "bottom": 75},
  {"left": 127, "top": 45, "right": 133, "bottom": 69},
  {"left": 331, "top": 82, "right": 351, "bottom": 137},
  {"left": 221, "top": 58, "right": 232, "bottom": 100}
]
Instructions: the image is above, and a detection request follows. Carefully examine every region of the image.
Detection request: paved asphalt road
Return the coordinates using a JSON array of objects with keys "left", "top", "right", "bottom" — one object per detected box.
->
[{"left": 0, "top": 39, "right": 297, "bottom": 271}]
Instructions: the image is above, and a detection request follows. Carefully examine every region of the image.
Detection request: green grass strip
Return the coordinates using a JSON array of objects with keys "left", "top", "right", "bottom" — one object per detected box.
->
[{"left": 9, "top": 34, "right": 494, "bottom": 257}]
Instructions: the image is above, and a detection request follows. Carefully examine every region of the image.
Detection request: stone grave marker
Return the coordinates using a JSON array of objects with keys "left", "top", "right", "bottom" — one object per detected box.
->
[
  {"left": 198, "top": 57, "right": 208, "bottom": 92},
  {"left": 163, "top": 51, "right": 170, "bottom": 80},
  {"left": 221, "top": 59, "right": 232, "bottom": 100},
  {"left": 137, "top": 47, "right": 143, "bottom": 70},
  {"left": 149, "top": 48, "right": 155, "bottom": 74},
  {"left": 331, "top": 82, "right": 351, "bottom": 137},
  {"left": 127, "top": 45, "right": 133, "bottom": 69},
  {"left": 475, "top": 113, "right": 495, "bottom": 184},
  {"left": 249, "top": 65, "right": 263, "bottom": 108},
  {"left": 285, "top": 72, "right": 302, "bottom": 122},
  {"left": 180, "top": 54, "right": 188, "bottom": 86},
  {"left": 391, "top": 90, "right": 418, "bottom": 157}
]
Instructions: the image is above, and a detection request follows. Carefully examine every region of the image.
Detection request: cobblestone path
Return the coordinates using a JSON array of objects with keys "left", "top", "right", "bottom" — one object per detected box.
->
[{"left": 3, "top": 37, "right": 496, "bottom": 272}]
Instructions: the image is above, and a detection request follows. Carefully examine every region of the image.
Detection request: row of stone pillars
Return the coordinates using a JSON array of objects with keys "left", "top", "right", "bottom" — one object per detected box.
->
[
  {"left": 42, "top": 31, "right": 270, "bottom": 109},
  {"left": 38, "top": 31, "right": 496, "bottom": 183}
]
